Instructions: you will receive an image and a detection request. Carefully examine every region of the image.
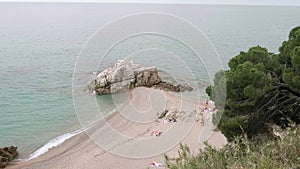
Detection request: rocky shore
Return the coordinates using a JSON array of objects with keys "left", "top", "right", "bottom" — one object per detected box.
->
[
  {"left": 0, "top": 146, "right": 18, "bottom": 169},
  {"left": 88, "top": 60, "right": 193, "bottom": 95}
]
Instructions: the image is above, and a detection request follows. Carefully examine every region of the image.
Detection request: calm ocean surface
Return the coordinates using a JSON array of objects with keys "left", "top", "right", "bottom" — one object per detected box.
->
[{"left": 0, "top": 3, "right": 299, "bottom": 159}]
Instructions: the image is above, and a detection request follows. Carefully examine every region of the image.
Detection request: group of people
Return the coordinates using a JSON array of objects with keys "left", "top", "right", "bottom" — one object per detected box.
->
[
  {"left": 195, "top": 99, "right": 216, "bottom": 126},
  {"left": 202, "top": 100, "right": 216, "bottom": 113}
]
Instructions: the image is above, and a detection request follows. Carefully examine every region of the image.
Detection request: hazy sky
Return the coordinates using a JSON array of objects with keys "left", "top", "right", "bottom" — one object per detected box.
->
[{"left": 1, "top": 0, "right": 300, "bottom": 6}]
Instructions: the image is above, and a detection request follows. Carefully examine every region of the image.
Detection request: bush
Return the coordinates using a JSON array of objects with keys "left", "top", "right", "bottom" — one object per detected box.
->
[
  {"left": 207, "top": 26, "right": 300, "bottom": 139},
  {"left": 165, "top": 124, "right": 300, "bottom": 169}
]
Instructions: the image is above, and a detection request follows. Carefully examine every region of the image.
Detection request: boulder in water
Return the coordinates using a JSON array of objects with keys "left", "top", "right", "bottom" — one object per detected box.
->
[{"left": 0, "top": 146, "right": 18, "bottom": 169}]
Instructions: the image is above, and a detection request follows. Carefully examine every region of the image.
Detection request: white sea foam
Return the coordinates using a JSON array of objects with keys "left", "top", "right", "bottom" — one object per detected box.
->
[
  {"left": 26, "top": 104, "right": 124, "bottom": 161},
  {"left": 27, "top": 129, "right": 83, "bottom": 160}
]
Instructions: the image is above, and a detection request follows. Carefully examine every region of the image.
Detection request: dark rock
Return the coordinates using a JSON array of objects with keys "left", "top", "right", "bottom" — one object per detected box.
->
[
  {"left": 0, "top": 146, "right": 18, "bottom": 169},
  {"left": 158, "top": 109, "right": 168, "bottom": 119},
  {"left": 152, "top": 82, "right": 193, "bottom": 92},
  {"left": 179, "top": 85, "right": 193, "bottom": 92}
]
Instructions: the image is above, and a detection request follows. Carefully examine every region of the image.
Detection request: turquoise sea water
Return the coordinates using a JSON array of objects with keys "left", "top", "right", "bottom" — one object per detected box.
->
[{"left": 0, "top": 3, "right": 299, "bottom": 159}]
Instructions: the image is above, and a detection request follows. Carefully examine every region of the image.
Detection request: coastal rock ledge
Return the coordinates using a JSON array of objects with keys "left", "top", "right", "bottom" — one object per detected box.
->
[
  {"left": 0, "top": 146, "right": 18, "bottom": 169},
  {"left": 88, "top": 60, "right": 193, "bottom": 95}
]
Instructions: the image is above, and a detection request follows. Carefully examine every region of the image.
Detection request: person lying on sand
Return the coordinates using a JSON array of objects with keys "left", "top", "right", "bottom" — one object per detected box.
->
[
  {"left": 163, "top": 117, "right": 177, "bottom": 123},
  {"left": 151, "top": 130, "right": 163, "bottom": 137},
  {"left": 150, "top": 162, "right": 163, "bottom": 167}
]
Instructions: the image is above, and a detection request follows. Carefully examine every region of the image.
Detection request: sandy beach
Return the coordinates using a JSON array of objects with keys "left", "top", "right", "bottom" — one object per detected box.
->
[{"left": 7, "top": 87, "right": 227, "bottom": 169}]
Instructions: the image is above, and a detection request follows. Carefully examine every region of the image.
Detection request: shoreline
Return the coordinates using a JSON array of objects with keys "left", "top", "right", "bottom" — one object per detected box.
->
[
  {"left": 8, "top": 110, "right": 122, "bottom": 169},
  {"left": 14, "top": 105, "right": 121, "bottom": 162},
  {"left": 7, "top": 87, "right": 227, "bottom": 169}
]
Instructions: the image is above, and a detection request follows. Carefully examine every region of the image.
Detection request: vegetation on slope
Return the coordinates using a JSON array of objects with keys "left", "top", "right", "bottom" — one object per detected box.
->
[
  {"left": 207, "top": 26, "right": 300, "bottom": 140},
  {"left": 165, "top": 124, "right": 300, "bottom": 169},
  {"left": 166, "top": 26, "right": 300, "bottom": 169}
]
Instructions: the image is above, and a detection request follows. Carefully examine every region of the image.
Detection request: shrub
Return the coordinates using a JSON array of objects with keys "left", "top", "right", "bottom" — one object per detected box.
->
[{"left": 166, "top": 125, "right": 300, "bottom": 169}]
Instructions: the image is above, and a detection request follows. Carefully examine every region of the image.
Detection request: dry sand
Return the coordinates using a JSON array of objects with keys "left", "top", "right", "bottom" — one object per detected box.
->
[{"left": 7, "top": 87, "right": 227, "bottom": 169}]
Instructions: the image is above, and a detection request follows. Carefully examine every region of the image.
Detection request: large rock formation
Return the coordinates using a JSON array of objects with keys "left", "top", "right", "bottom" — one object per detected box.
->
[
  {"left": 0, "top": 146, "right": 18, "bottom": 169},
  {"left": 88, "top": 60, "right": 193, "bottom": 95}
]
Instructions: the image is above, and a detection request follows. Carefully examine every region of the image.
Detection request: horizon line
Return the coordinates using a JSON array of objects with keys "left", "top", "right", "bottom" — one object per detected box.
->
[{"left": 1, "top": 1, "right": 300, "bottom": 7}]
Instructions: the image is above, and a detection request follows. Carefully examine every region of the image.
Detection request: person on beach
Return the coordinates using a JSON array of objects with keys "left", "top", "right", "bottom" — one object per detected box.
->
[
  {"left": 151, "top": 130, "right": 162, "bottom": 137},
  {"left": 150, "top": 162, "right": 163, "bottom": 167},
  {"left": 168, "top": 117, "right": 177, "bottom": 123},
  {"left": 204, "top": 107, "right": 208, "bottom": 113}
]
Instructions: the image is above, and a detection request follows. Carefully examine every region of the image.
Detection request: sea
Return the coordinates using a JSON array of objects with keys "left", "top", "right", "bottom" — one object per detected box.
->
[{"left": 0, "top": 2, "right": 299, "bottom": 159}]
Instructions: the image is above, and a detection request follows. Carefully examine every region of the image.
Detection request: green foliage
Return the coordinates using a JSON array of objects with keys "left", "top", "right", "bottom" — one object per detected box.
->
[
  {"left": 207, "top": 26, "right": 300, "bottom": 140},
  {"left": 218, "top": 115, "right": 247, "bottom": 140},
  {"left": 226, "top": 61, "right": 273, "bottom": 114},
  {"left": 166, "top": 125, "right": 300, "bottom": 169},
  {"left": 279, "top": 26, "right": 300, "bottom": 93},
  {"left": 279, "top": 26, "right": 300, "bottom": 65},
  {"left": 228, "top": 46, "right": 270, "bottom": 70},
  {"left": 282, "top": 46, "right": 300, "bottom": 92},
  {"left": 205, "top": 85, "right": 212, "bottom": 98}
]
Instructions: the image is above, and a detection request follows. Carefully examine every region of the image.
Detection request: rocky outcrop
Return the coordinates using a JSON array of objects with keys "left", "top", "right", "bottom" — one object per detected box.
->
[
  {"left": 152, "top": 82, "right": 193, "bottom": 92},
  {"left": 88, "top": 60, "right": 193, "bottom": 95},
  {"left": 157, "top": 108, "right": 198, "bottom": 123},
  {"left": 0, "top": 146, "right": 18, "bottom": 169}
]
